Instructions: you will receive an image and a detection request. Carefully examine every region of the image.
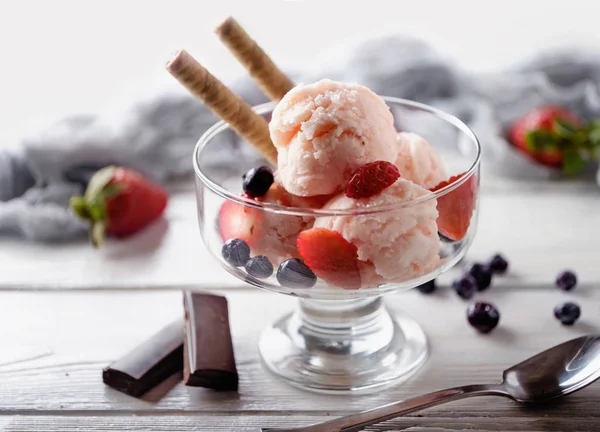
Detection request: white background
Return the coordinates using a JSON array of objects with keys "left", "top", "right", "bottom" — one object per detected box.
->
[{"left": 1, "top": 0, "right": 600, "bottom": 147}]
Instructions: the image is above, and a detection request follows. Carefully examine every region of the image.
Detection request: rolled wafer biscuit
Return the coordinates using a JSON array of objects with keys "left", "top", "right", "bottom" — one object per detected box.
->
[
  {"left": 214, "top": 17, "right": 294, "bottom": 102},
  {"left": 166, "top": 49, "right": 278, "bottom": 165}
]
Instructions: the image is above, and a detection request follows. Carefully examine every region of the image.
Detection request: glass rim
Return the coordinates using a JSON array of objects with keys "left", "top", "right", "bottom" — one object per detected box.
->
[{"left": 193, "top": 96, "right": 481, "bottom": 217}]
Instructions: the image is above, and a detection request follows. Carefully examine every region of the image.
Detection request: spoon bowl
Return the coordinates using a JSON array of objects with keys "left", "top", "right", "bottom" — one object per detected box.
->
[{"left": 502, "top": 335, "right": 600, "bottom": 403}]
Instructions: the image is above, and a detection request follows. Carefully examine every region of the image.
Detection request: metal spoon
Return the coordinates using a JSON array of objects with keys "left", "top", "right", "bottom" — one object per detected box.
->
[{"left": 262, "top": 334, "right": 600, "bottom": 432}]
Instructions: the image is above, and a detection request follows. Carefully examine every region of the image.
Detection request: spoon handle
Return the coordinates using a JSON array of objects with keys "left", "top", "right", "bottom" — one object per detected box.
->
[{"left": 261, "top": 384, "right": 508, "bottom": 432}]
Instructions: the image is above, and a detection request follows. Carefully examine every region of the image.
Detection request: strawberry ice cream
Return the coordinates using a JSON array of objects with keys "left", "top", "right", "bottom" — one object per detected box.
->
[
  {"left": 269, "top": 79, "right": 397, "bottom": 197},
  {"left": 216, "top": 76, "right": 472, "bottom": 290},
  {"left": 313, "top": 178, "right": 440, "bottom": 285},
  {"left": 218, "top": 178, "right": 331, "bottom": 266},
  {"left": 247, "top": 183, "right": 319, "bottom": 264},
  {"left": 394, "top": 132, "right": 447, "bottom": 189}
]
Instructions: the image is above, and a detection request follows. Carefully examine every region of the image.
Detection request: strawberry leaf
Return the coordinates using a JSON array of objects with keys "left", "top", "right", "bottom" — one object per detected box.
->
[
  {"left": 553, "top": 118, "right": 578, "bottom": 140},
  {"left": 101, "top": 183, "right": 124, "bottom": 199},
  {"left": 525, "top": 130, "right": 557, "bottom": 151},
  {"left": 85, "top": 166, "right": 116, "bottom": 201},
  {"left": 87, "top": 202, "right": 105, "bottom": 221},
  {"left": 562, "top": 148, "right": 588, "bottom": 176},
  {"left": 69, "top": 196, "right": 91, "bottom": 220},
  {"left": 589, "top": 129, "right": 600, "bottom": 146},
  {"left": 587, "top": 121, "right": 600, "bottom": 150},
  {"left": 586, "top": 120, "right": 600, "bottom": 130}
]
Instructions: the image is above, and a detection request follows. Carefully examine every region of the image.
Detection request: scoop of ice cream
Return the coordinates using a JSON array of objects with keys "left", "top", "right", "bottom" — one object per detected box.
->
[
  {"left": 269, "top": 79, "right": 397, "bottom": 196},
  {"left": 313, "top": 178, "right": 440, "bottom": 285},
  {"left": 272, "top": 171, "right": 334, "bottom": 208},
  {"left": 394, "top": 132, "right": 447, "bottom": 189},
  {"left": 251, "top": 182, "right": 322, "bottom": 264}
]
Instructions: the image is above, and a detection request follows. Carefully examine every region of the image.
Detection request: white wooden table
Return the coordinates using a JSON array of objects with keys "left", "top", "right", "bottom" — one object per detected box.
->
[
  {"left": 1, "top": 176, "right": 600, "bottom": 431},
  {"left": 3, "top": 3, "right": 600, "bottom": 430}
]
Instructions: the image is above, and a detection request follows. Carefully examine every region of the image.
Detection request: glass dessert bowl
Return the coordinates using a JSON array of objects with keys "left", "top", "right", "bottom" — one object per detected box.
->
[{"left": 193, "top": 96, "right": 481, "bottom": 394}]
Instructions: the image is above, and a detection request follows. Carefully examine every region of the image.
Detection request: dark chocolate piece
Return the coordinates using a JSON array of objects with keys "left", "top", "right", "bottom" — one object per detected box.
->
[
  {"left": 183, "top": 291, "right": 238, "bottom": 391},
  {"left": 102, "top": 319, "right": 183, "bottom": 397}
]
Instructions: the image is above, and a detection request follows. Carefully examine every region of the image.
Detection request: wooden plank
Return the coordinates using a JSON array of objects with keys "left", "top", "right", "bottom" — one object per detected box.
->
[
  {"left": 0, "top": 192, "right": 240, "bottom": 291},
  {"left": 0, "top": 289, "right": 598, "bottom": 419},
  {"left": 1, "top": 414, "right": 599, "bottom": 432},
  {"left": 1, "top": 183, "right": 600, "bottom": 291}
]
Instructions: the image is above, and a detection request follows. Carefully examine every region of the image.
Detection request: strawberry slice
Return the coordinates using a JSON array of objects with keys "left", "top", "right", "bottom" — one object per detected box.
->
[
  {"left": 431, "top": 172, "right": 477, "bottom": 241},
  {"left": 297, "top": 228, "right": 361, "bottom": 289},
  {"left": 217, "top": 199, "right": 262, "bottom": 245},
  {"left": 346, "top": 161, "right": 400, "bottom": 199}
]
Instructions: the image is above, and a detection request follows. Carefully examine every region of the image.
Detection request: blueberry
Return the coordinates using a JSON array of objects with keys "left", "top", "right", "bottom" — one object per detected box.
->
[
  {"left": 487, "top": 254, "right": 508, "bottom": 274},
  {"left": 245, "top": 256, "right": 273, "bottom": 279},
  {"left": 467, "top": 263, "right": 492, "bottom": 291},
  {"left": 452, "top": 275, "right": 477, "bottom": 299},
  {"left": 242, "top": 166, "right": 274, "bottom": 198},
  {"left": 416, "top": 279, "right": 436, "bottom": 294},
  {"left": 556, "top": 270, "right": 577, "bottom": 291},
  {"left": 277, "top": 258, "right": 317, "bottom": 289},
  {"left": 554, "top": 302, "right": 581, "bottom": 325},
  {"left": 467, "top": 302, "right": 500, "bottom": 333},
  {"left": 221, "top": 238, "right": 250, "bottom": 267}
]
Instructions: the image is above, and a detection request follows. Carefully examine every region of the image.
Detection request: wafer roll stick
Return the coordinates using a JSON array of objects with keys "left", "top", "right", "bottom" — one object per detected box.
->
[
  {"left": 166, "top": 49, "right": 278, "bottom": 165},
  {"left": 214, "top": 17, "right": 295, "bottom": 101}
]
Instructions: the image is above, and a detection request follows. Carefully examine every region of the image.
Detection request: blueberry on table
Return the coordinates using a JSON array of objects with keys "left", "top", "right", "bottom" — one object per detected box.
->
[
  {"left": 242, "top": 166, "right": 274, "bottom": 198},
  {"left": 556, "top": 270, "right": 577, "bottom": 291},
  {"left": 467, "top": 263, "right": 492, "bottom": 291},
  {"left": 416, "top": 279, "right": 436, "bottom": 294},
  {"left": 277, "top": 258, "right": 317, "bottom": 289},
  {"left": 245, "top": 256, "right": 274, "bottom": 279},
  {"left": 554, "top": 302, "right": 581, "bottom": 325},
  {"left": 487, "top": 254, "right": 508, "bottom": 274},
  {"left": 221, "top": 238, "right": 250, "bottom": 267},
  {"left": 452, "top": 275, "right": 477, "bottom": 300},
  {"left": 467, "top": 302, "right": 500, "bottom": 333}
]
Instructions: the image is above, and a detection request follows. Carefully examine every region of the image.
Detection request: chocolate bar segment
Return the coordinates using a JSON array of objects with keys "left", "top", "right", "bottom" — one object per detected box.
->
[
  {"left": 183, "top": 291, "right": 238, "bottom": 391},
  {"left": 102, "top": 319, "right": 183, "bottom": 397}
]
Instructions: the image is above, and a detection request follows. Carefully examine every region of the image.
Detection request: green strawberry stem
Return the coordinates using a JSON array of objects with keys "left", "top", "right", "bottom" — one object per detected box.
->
[
  {"left": 69, "top": 165, "right": 124, "bottom": 248},
  {"left": 525, "top": 118, "right": 600, "bottom": 176},
  {"left": 91, "top": 220, "right": 107, "bottom": 248}
]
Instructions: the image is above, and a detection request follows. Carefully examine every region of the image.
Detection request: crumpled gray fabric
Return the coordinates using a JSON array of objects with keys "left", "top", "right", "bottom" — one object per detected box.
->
[
  {"left": 2, "top": 35, "right": 600, "bottom": 242},
  {"left": 0, "top": 78, "right": 270, "bottom": 241}
]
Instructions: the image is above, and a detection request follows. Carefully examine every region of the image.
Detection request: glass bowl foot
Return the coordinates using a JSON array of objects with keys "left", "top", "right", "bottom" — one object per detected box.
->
[{"left": 258, "top": 297, "right": 428, "bottom": 394}]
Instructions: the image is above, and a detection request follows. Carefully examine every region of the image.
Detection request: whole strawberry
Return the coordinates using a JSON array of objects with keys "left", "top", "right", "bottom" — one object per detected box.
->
[
  {"left": 508, "top": 105, "right": 600, "bottom": 175},
  {"left": 346, "top": 161, "right": 400, "bottom": 199},
  {"left": 70, "top": 166, "right": 169, "bottom": 247}
]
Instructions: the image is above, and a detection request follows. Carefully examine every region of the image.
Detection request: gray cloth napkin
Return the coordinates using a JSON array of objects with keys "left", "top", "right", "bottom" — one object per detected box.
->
[{"left": 2, "top": 35, "right": 600, "bottom": 242}]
